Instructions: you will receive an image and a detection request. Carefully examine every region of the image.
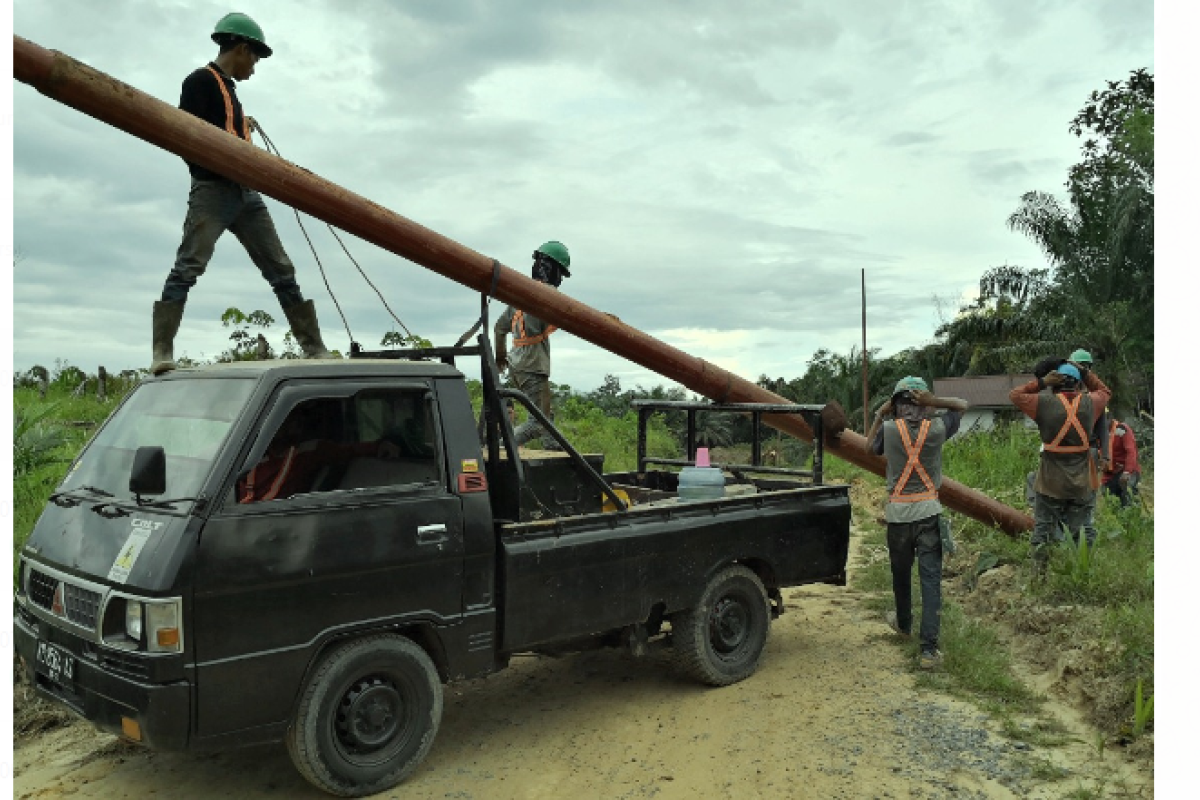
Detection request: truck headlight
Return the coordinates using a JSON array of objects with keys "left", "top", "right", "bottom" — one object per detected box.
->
[
  {"left": 112, "top": 596, "right": 183, "bottom": 654},
  {"left": 126, "top": 601, "right": 144, "bottom": 641}
]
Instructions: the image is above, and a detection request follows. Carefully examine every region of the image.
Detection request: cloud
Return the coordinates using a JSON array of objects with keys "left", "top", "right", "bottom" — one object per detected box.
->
[{"left": 11, "top": 0, "right": 1153, "bottom": 392}]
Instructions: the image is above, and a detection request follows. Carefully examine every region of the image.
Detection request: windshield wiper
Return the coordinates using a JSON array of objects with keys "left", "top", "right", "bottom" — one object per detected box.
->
[
  {"left": 50, "top": 485, "right": 115, "bottom": 507},
  {"left": 135, "top": 496, "right": 202, "bottom": 510},
  {"left": 86, "top": 494, "right": 204, "bottom": 518}
]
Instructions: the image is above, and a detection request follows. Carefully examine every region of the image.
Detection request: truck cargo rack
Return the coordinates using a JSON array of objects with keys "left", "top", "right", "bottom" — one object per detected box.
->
[
  {"left": 630, "top": 400, "right": 826, "bottom": 485},
  {"left": 350, "top": 342, "right": 628, "bottom": 514}
]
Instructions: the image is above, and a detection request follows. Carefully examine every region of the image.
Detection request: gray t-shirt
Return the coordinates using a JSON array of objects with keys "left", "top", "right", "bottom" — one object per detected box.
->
[
  {"left": 495, "top": 300, "right": 556, "bottom": 376},
  {"left": 870, "top": 411, "right": 962, "bottom": 523}
]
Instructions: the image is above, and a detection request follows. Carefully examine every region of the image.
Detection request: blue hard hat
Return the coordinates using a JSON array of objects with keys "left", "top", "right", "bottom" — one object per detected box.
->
[{"left": 1058, "top": 363, "right": 1081, "bottom": 381}]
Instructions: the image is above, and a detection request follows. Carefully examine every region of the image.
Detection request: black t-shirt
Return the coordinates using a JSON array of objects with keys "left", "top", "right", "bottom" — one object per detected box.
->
[{"left": 179, "top": 63, "right": 250, "bottom": 182}]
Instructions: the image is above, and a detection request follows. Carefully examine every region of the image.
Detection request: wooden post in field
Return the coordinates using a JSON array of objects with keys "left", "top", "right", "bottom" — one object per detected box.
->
[{"left": 861, "top": 269, "right": 869, "bottom": 432}]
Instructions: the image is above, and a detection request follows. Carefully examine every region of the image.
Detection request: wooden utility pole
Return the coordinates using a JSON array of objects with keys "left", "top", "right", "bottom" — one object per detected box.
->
[
  {"left": 11, "top": 34, "right": 1035, "bottom": 536},
  {"left": 861, "top": 269, "right": 869, "bottom": 432}
]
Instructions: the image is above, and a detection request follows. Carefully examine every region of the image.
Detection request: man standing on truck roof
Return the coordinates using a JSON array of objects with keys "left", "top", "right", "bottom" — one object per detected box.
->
[
  {"left": 1010, "top": 362, "right": 1112, "bottom": 575},
  {"left": 494, "top": 241, "right": 572, "bottom": 448},
  {"left": 151, "top": 12, "right": 336, "bottom": 375},
  {"left": 867, "top": 377, "right": 968, "bottom": 672}
]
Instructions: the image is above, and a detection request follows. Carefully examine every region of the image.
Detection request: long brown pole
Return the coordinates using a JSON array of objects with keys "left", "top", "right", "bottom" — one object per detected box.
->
[{"left": 11, "top": 35, "right": 1033, "bottom": 535}]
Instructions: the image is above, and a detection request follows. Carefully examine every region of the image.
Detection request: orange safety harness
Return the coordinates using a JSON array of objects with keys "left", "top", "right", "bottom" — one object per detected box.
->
[
  {"left": 206, "top": 66, "right": 252, "bottom": 142},
  {"left": 1044, "top": 393, "right": 1089, "bottom": 454},
  {"left": 239, "top": 446, "right": 296, "bottom": 503},
  {"left": 511, "top": 310, "right": 557, "bottom": 347},
  {"left": 890, "top": 419, "right": 938, "bottom": 503}
]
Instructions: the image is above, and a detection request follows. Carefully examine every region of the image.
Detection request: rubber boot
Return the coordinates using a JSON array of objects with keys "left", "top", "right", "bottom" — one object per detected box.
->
[
  {"left": 283, "top": 300, "right": 336, "bottom": 359},
  {"left": 150, "top": 300, "right": 186, "bottom": 375}
]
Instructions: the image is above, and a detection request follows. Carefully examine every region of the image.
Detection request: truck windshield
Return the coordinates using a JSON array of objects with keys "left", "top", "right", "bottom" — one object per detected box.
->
[{"left": 59, "top": 378, "right": 256, "bottom": 500}]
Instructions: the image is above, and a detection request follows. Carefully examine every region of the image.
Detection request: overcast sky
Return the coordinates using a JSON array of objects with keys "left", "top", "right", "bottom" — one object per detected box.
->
[{"left": 9, "top": 0, "right": 1154, "bottom": 393}]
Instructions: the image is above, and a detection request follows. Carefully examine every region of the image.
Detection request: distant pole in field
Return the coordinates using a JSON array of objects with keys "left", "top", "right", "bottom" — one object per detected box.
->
[{"left": 861, "top": 269, "right": 868, "bottom": 432}]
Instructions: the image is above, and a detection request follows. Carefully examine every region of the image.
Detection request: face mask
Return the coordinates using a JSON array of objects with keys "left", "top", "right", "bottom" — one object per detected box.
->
[{"left": 532, "top": 258, "right": 563, "bottom": 287}]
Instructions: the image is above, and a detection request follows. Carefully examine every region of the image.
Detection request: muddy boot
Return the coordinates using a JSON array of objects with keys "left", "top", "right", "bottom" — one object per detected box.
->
[
  {"left": 150, "top": 300, "right": 186, "bottom": 375},
  {"left": 283, "top": 300, "right": 336, "bottom": 359}
]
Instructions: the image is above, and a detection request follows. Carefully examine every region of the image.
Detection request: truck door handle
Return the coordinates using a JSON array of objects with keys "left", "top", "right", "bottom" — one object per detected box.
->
[{"left": 416, "top": 524, "right": 449, "bottom": 544}]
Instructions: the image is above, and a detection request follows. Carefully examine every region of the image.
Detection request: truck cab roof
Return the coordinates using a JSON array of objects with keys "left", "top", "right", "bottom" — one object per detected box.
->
[{"left": 152, "top": 358, "right": 465, "bottom": 382}]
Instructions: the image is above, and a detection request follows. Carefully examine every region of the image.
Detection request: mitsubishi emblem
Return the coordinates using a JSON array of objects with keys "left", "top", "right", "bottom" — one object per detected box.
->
[{"left": 51, "top": 583, "right": 65, "bottom": 617}]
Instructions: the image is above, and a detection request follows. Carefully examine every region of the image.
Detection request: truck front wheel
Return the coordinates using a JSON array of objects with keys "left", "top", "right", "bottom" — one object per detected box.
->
[
  {"left": 672, "top": 565, "right": 770, "bottom": 686},
  {"left": 287, "top": 634, "right": 443, "bottom": 797}
]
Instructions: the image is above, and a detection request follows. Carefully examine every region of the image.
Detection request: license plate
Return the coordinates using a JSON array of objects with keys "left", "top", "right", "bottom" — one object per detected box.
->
[{"left": 36, "top": 640, "right": 76, "bottom": 686}]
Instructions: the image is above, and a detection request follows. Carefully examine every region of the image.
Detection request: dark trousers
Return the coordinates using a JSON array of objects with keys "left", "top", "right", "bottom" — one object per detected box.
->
[
  {"left": 163, "top": 178, "right": 304, "bottom": 308},
  {"left": 509, "top": 370, "right": 553, "bottom": 446},
  {"left": 887, "top": 515, "right": 943, "bottom": 652},
  {"left": 1032, "top": 492, "right": 1095, "bottom": 548},
  {"left": 1103, "top": 474, "right": 1133, "bottom": 507}
]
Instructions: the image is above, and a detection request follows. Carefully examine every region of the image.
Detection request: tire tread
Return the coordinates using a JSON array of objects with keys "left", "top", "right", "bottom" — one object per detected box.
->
[{"left": 673, "top": 565, "right": 770, "bottom": 686}]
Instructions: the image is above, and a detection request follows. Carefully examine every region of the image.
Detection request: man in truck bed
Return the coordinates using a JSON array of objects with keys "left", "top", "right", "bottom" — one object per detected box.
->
[{"left": 494, "top": 240, "right": 571, "bottom": 448}]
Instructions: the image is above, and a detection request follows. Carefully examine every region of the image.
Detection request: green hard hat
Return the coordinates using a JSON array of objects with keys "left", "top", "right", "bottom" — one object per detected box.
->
[
  {"left": 535, "top": 240, "right": 571, "bottom": 275},
  {"left": 892, "top": 376, "right": 928, "bottom": 397},
  {"left": 1069, "top": 348, "right": 1093, "bottom": 364},
  {"left": 212, "top": 12, "right": 272, "bottom": 58}
]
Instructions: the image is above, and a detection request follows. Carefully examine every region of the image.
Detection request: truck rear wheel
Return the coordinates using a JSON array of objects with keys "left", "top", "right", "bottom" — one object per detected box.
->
[
  {"left": 287, "top": 634, "right": 443, "bottom": 797},
  {"left": 672, "top": 565, "right": 770, "bottom": 686}
]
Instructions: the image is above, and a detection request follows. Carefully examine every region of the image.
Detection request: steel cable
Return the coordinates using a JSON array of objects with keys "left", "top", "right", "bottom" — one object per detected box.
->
[{"left": 251, "top": 120, "right": 417, "bottom": 344}]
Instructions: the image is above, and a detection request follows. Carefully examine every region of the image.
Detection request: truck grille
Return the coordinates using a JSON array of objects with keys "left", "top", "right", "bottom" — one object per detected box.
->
[
  {"left": 100, "top": 649, "right": 152, "bottom": 680},
  {"left": 28, "top": 569, "right": 102, "bottom": 631}
]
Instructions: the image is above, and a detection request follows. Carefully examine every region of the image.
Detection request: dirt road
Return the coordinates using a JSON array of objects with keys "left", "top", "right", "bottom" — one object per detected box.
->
[{"left": 13, "top": 531, "right": 1151, "bottom": 800}]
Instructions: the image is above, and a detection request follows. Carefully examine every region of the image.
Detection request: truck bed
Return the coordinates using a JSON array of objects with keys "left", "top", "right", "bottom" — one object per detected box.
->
[{"left": 496, "top": 473, "right": 851, "bottom": 653}]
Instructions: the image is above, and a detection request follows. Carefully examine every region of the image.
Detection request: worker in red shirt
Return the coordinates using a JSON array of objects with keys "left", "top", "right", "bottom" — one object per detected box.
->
[
  {"left": 1102, "top": 419, "right": 1141, "bottom": 508},
  {"left": 1010, "top": 363, "right": 1112, "bottom": 573}
]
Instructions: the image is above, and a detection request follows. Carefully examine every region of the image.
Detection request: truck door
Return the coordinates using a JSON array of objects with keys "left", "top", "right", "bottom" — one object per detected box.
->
[{"left": 191, "top": 382, "right": 464, "bottom": 740}]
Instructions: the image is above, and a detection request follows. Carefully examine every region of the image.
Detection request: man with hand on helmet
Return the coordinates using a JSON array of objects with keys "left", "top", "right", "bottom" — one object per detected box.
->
[
  {"left": 1010, "top": 363, "right": 1112, "bottom": 574},
  {"left": 1030, "top": 348, "right": 1109, "bottom": 542},
  {"left": 494, "top": 241, "right": 572, "bottom": 448},
  {"left": 867, "top": 377, "right": 969, "bottom": 672},
  {"left": 152, "top": 12, "right": 336, "bottom": 375}
]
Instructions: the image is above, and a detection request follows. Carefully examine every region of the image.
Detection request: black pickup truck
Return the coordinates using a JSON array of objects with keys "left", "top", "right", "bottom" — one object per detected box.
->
[{"left": 14, "top": 343, "right": 851, "bottom": 797}]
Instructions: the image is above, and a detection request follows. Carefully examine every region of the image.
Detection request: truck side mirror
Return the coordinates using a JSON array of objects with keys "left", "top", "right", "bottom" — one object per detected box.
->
[{"left": 129, "top": 446, "right": 167, "bottom": 497}]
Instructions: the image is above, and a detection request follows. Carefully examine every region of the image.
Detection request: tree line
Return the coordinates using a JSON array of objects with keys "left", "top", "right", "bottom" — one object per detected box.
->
[{"left": 761, "top": 69, "right": 1153, "bottom": 428}]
